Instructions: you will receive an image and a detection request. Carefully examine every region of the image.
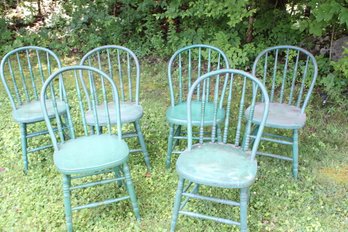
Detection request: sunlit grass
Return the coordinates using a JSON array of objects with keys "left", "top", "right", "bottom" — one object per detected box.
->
[{"left": 0, "top": 60, "right": 347, "bottom": 231}]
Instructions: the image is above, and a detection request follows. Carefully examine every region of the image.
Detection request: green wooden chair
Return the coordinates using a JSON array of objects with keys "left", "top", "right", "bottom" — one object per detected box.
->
[
  {"left": 170, "top": 69, "right": 269, "bottom": 231},
  {"left": 40, "top": 66, "right": 140, "bottom": 231},
  {"left": 166, "top": 44, "right": 229, "bottom": 169},
  {"left": 245, "top": 45, "right": 318, "bottom": 178},
  {"left": 0, "top": 46, "right": 66, "bottom": 173},
  {"left": 80, "top": 45, "right": 151, "bottom": 172}
]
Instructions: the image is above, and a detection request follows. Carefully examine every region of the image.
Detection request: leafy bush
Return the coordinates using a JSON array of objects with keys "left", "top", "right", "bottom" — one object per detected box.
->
[{"left": 0, "top": 0, "right": 347, "bottom": 106}]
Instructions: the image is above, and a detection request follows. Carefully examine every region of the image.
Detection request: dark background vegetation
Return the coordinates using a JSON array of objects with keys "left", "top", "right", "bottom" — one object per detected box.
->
[{"left": 0, "top": 0, "right": 347, "bottom": 107}]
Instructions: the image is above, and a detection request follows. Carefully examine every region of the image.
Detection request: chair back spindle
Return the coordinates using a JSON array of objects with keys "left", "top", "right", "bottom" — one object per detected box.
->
[
  {"left": 186, "top": 69, "right": 269, "bottom": 160},
  {"left": 80, "top": 45, "right": 140, "bottom": 105},
  {"left": 168, "top": 44, "right": 230, "bottom": 107},
  {"left": 0, "top": 46, "right": 62, "bottom": 110}
]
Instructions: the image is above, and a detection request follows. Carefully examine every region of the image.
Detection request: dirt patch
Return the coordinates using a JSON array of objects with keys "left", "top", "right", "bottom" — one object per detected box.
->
[{"left": 319, "top": 166, "right": 348, "bottom": 184}]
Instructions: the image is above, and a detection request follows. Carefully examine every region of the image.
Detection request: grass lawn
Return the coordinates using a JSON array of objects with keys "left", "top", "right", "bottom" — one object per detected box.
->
[{"left": 0, "top": 60, "right": 347, "bottom": 231}]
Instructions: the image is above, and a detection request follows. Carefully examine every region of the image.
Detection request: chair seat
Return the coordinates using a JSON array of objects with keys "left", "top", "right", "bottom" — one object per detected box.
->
[
  {"left": 166, "top": 101, "right": 225, "bottom": 126},
  {"left": 54, "top": 134, "right": 129, "bottom": 175},
  {"left": 245, "top": 102, "right": 306, "bottom": 129},
  {"left": 13, "top": 100, "right": 67, "bottom": 123},
  {"left": 176, "top": 143, "right": 257, "bottom": 188},
  {"left": 85, "top": 102, "right": 143, "bottom": 125}
]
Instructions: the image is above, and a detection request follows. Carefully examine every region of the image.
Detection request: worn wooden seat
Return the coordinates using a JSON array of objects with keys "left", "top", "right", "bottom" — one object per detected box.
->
[
  {"left": 177, "top": 143, "right": 257, "bottom": 188},
  {"left": 166, "top": 101, "right": 225, "bottom": 126},
  {"left": 13, "top": 100, "right": 67, "bottom": 123},
  {"left": 245, "top": 102, "right": 306, "bottom": 129},
  {"left": 85, "top": 102, "right": 143, "bottom": 125},
  {"left": 54, "top": 134, "right": 129, "bottom": 175}
]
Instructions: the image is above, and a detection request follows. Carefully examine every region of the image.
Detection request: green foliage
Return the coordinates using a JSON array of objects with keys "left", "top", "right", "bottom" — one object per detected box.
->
[
  {"left": 0, "top": 19, "right": 13, "bottom": 51},
  {"left": 294, "top": 0, "right": 348, "bottom": 36},
  {"left": 317, "top": 50, "right": 348, "bottom": 105},
  {"left": 0, "top": 0, "right": 347, "bottom": 106}
]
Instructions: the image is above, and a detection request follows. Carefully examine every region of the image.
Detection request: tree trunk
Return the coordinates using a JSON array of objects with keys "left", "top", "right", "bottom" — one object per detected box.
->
[
  {"left": 246, "top": 3, "right": 255, "bottom": 43},
  {"left": 37, "top": 0, "right": 42, "bottom": 16},
  {"left": 246, "top": 15, "right": 254, "bottom": 43}
]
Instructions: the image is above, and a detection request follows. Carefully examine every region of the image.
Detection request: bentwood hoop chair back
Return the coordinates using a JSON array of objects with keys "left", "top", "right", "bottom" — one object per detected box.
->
[
  {"left": 40, "top": 66, "right": 140, "bottom": 231},
  {"left": 245, "top": 45, "right": 318, "bottom": 178},
  {"left": 170, "top": 69, "right": 269, "bottom": 232},
  {"left": 252, "top": 45, "right": 317, "bottom": 112},
  {"left": 165, "top": 44, "right": 229, "bottom": 169},
  {"left": 0, "top": 46, "right": 64, "bottom": 173},
  {"left": 80, "top": 45, "right": 151, "bottom": 172}
]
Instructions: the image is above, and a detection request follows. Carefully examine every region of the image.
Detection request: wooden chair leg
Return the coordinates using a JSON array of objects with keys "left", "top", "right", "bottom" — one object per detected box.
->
[
  {"left": 134, "top": 120, "right": 151, "bottom": 172},
  {"left": 114, "top": 167, "right": 123, "bottom": 187},
  {"left": 122, "top": 163, "right": 141, "bottom": 221},
  {"left": 193, "top": 183, "right": 200, "bottom": 194},
  {"left": 240, "top": 187, "right": 249, "bottom": 232},
  {"left": 173, "top": 125, "right": 181, "bottom": 147},
  {"left": 292, "top": 129, "right": 299, "bottom": 179},
  {"left": 166, "top": 124, "right": 175, "bottom": 169},
  {"left": 62, "top": 174, "right": 73, "bottom": 232},
  {"left": 170, "top": 177, "right": 185, "bottom": 232},
  {"left": 20, "top": 123, "right": 28, "bottom": 174}
]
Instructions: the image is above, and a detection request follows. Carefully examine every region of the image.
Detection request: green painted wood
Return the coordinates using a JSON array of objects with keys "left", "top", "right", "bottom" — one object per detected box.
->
[
  {"left": 240, "top": 188, "right": 249, "bottom": 232},
  {"left": 72, "top": 196, "right": 130, "bottom": 211},
  {"left": 54, "top": 134, "right": 129, "bottom": 175},
  {"left": 179, "top": 210, "right": 240, "bottom": 226},
  {"left": 170, "top": 69, "right": 269, "bottom": 231},
  {"left": 166, "top": 101, "right": 225, "bottom": 126},
  {"left": 70, "top": 176, "right": 125, "bottom": 190},
  {"left": 176, "top": 143, "right": 257, "bottom": 188},
  {"left": 292, "top": 129, "right": 299, "bottom": 178},
  {"left": 166, "top": 44, "right": 230, "bottom": 168},
  {"left": 19, "top": 123, "right": 28, "bottom": 173},
  {"left": 182, "top": 192, "right": 240, "bottom": 206},
  {"left": 122, "top": 163, "right": 141, "bottom": 221},
  {"left": 81, "top": 45, "right": 151, "bottom": 172},
  {"left": 0, "top": 46, "right": 63, "bottom": 173},
  {"left": 250, "top": 45, "right": 318, "bottom": 177},
  {"left": 133, "top": 120, "right": 151, "bottom": 171},
  {"left": 40, "top": 65, "right": 140, "bottom": 230},
  {"left": 166, "top": 124, "right": 175, "bottom": 168},
  {"left": 63, "top": 174, "right": 73, "bottom": 232},
  {"left": 11, "top": 99, "right": 66, "bottom": 123},
  {"left": 170, "top": 177, "right": 185, "bottom": 232}
]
